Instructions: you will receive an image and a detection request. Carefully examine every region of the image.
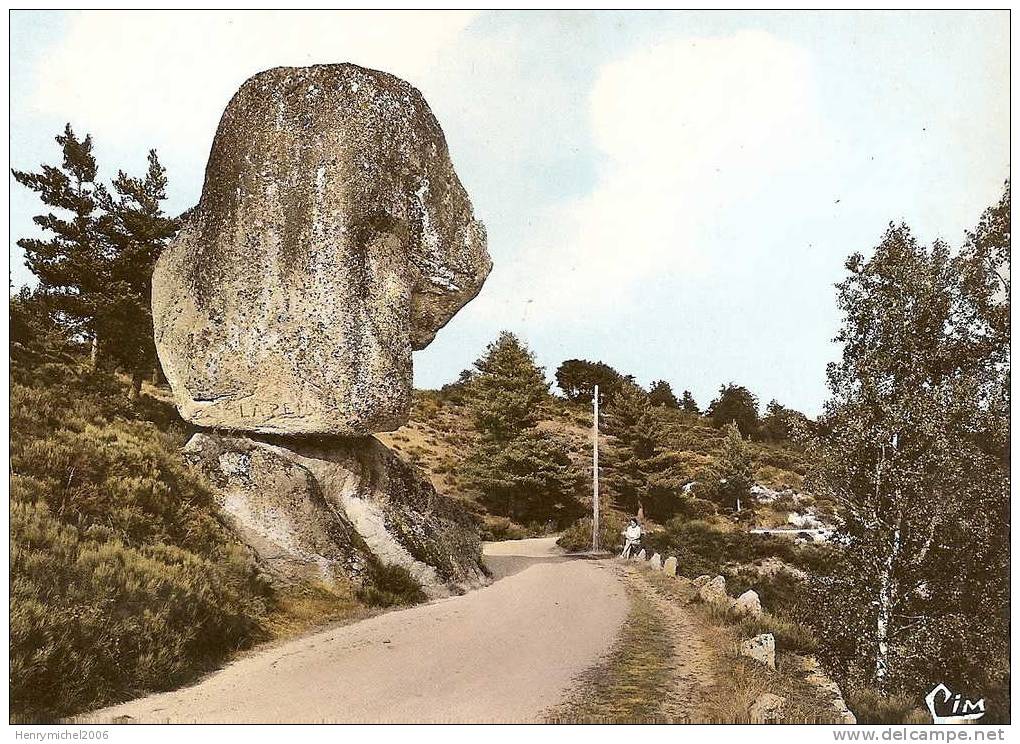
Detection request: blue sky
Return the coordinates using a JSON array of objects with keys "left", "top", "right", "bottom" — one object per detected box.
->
[{"left": 9, "top": 11, "right": 1009, "bottom": 415}]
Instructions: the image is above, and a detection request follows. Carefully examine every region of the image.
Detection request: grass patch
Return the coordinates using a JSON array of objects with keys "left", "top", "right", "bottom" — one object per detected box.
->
[
  {"left": 356, "top": 562, "right": 427, "bottom": 608},
  {"left": 846, "top": 688, "right": 929, "bottom": 724},
  {"left": 546, "top": 585, "right": 673, "bottom": 723},
  {"left": 261, "top": 581, "right": 370, "bottom": 640}
]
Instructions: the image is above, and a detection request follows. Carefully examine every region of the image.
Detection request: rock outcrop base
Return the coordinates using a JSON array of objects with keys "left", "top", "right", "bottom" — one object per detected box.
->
[{"left": 186, "top": 431, "right": 487, "bottom": 598}]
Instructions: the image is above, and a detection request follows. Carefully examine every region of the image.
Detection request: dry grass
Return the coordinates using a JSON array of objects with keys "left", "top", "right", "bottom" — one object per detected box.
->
[
  {"left": 641, "top": 569, "right": 842, "bottom": 723},
  {"left": 546, "top": 585, "right": 675, "bottom": 723},
  {"left": 261, "top": 580, "right": 374, "bottom": 642}
]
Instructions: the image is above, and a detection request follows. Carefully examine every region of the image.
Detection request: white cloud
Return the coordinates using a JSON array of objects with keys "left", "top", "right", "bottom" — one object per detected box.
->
[
  {"left": 475, "top": 30, "right": 831, "bottom": 321},
  {"left": 31, "top": 10, "right": 477, "bottom": 152}
]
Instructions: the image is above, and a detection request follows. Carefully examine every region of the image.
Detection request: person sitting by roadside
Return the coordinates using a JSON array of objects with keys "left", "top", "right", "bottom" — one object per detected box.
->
[{"left": 621, "top": 518, "right": 642, "bottom": 558}]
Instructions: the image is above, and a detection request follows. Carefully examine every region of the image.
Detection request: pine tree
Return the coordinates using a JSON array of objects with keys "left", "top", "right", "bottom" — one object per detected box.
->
[
  {"left": 717, "top": 423, "right": 753, "bottom": 512},
  {"left": 602, "top": 383, "right": 656, "bottom": 516},
  {"left": 99, "top": 150, "right": 179, "bottom": 397},
  {"left": 464, "top": 332, "right": 581, "bottom": 524},
  {"left": 13, "top": 125, "right": 110, "bottom": 366},
  {"left": 554, "top": 358, "right": 624, "bottom": 405},
  {"left": 679, "top": 389, "right": 700, "bottom": 415},
  {"left": 707, "top": 382, "right": 760, "bottom": 437},
  {"left": 648, "top": 379, "right": 679, "bottom": 408},
  {"left": 469, "top": 331, "right": 550, "bottom": 442}
]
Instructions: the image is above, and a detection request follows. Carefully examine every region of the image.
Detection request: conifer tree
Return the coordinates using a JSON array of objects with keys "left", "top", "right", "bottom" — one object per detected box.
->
[
  {"left": 469, "top": 331, "right": 549, "bottom": 442},
  {"left": 99, "top": 150, "right": 179, "bottom": 396},
  {"left": 464, "top": 332, "right": 581, "bottom": 524},
  {"left": 679, "top": 389, "right": 700, "bottom": 415},
  {"left": 717, "top": 423, "right": 753, "bottom": 512},
  {"left": 13, "top": 125, "right": 110, "bottom": 366},
  {"left": 648, "top": 379, "right": 679, "bottom": 408}
]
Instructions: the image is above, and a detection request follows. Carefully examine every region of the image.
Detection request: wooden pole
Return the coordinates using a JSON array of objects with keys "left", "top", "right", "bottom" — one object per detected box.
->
[{"left": 593, "top": 384, "right": 600, "bottom": 553}]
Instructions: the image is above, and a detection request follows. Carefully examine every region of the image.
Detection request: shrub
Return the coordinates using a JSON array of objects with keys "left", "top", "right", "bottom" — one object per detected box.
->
[
  {"left": 845, "top": 688, "right": 929, "bottom": 725},
  {"left": 10, "top": 353, "right": 271, "bottom": 719},
  {"left": 357, "top": 562, "right": 426, "bottom": 607},
  {"left": 736, "top": 612, "right": 818, "bottom": 654},
  {"left": 674, "top": 497, "right": 718, "bottom": 521},
  {"left": 479, "top": 516, "right": 529, "bottom": 541},
  {"left": 558, "top": 510, "right": 626, "bottom": 553}
]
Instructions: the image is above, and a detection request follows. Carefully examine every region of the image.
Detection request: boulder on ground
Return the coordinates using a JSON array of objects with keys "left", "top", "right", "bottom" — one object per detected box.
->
[
  {"left": 636, "top": 549, "right": 647, "bottom": 561},
  {"left": 795, "top": 656, "right": 858, "bottom": 724},
  {"left": 663, "top": 556, "right": 678, "bottom": 576},
  {"left": 740, "top": 633, "right": 776, "bottom": 670},
  {"left": 153, "top": 64, "right": 491, "bottom": 436},
  {"left": 649, "top": 553, "right": 662, "bottom": 570},
  {"left": 698, "top": 575, "right": 729, "bottom": 604},
  {"left": 185, "top": 431, "right": 488, "bottom": 597},
  {"left": 735, "top": 589, "right": 763, "bottom": 618},
  {"left": 692, "top": 574, "right": 714, "bottom": 589},
  {"left": 748, "top": 693, "right": 786, "bottom": 723}
]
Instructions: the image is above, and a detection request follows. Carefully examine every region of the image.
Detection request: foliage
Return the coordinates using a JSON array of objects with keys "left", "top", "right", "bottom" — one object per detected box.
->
[
  {"left": 758, "top": 399, "right": 809, "bottom": 442},
  {"left": 97, "top": 150, "right": 180, "bottom": 393},
  {"left": 464, "top": 332, "right": 584, "bottom": 526},
  {"left": 648, "top": 379, "right": 678, "bottom": 408},
  {"left": 679, "top": 389, "right": 700, "bottom": 414},
  {"left": 10, "top": 329, "right": 269, "bottom": 719},
  {"left": 645, "top": 518, "right": 833, "bottom": 580},
  {"left": 716, "top": 423, "right": 754, "bottom": 513},
  {"left": 12, "top": 125, "right": 179, "bottom": 391},
  {"left": 478, "top": 516, "right": 530, "bottom": 542},
  {"left": 464, "top": 428, "right": 584, "bottom": 526},
  {"left": 805, "top": 184, "right": 1010, "bottom": 720},
  {"left": 468, "top": 331, "right": 549, "bottom": 442},
  {"left": 844, "top": 689, "right": 930, "bottom": 725},
  {"left": 557, "top": 510, "right": 627, "bottom": 553},
  {"left": 707, "top": 382, "right": 760, "bottom": 437},
  {"left": 356, "top": 562, "right": 426, "bottom": 607},
  {"left": 554, "top": 358, "right": 628, "bottom": 405}
]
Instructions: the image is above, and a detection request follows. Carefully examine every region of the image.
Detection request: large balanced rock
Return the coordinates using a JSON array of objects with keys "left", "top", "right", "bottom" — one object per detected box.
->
[
  {"left": 154, "top": 64, "right": 491, "bottom": 436},
  {"left": 185, "top": 431, "right": 487, "bottom": 597}
]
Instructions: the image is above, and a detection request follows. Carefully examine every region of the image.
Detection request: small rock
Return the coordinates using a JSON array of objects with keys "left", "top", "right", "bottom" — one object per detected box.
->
[
  {"left": 636, "top": 549, "right": 647, "bottom": 561},
  {"left": 649, "top": 553, "right": 662, "bottom": 569},
  {"left": 663, "top": 556, "right": 678, "bottom": 576},
  {"left": 735, "top": 589, "right": 763, "bottom": 618},
  {"left": 796, "top": 656, "right": 857, "bottom": 724},
  {"left": 748, "top": 693, "right": 785, "bottom": 723},
  {"left": 698, "top": 575, "right": 728, "bottom": 604},
  {"left": 740, "top": 633, "right": 776, "bottom": 670},
  {"left": 692, "top": 574, "right": 714, "bottom": 589}
]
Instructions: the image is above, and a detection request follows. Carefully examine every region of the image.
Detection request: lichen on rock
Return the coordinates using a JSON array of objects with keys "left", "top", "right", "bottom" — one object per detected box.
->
[{"left": 154, "top": 63, "right": 491, "bottom": 437}]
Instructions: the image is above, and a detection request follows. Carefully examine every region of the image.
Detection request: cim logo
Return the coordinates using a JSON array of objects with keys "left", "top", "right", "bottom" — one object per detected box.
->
[{"left": 925, "top": 683, "right": 986, "bottom": 724}]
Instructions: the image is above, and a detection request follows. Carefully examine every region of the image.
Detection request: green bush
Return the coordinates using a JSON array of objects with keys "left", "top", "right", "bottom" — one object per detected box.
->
[
  {"left": 10, "top": 352, "right": 270, "bottom": 719},
  {"left": 357, "top": 562, "right": 426, "bottom": 607},
  {"left": 675, "top": 497, "right": 718, "bottom": 521},
  {"left": 479, "top": 516, "right": 529, "bottom": 541},
  {"left": 557, "top": 511, "right": 626, "bottom": 553}
]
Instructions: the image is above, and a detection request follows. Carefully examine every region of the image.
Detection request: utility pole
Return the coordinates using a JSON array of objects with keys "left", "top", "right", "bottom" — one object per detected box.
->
[{"left": 592, "top": 384, "right": 599, "bottom": 553}]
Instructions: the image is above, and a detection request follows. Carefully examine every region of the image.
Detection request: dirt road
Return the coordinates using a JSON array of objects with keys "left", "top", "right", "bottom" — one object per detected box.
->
[{"left": 89, "top": 537, "right": 628, "bottom": 723}]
